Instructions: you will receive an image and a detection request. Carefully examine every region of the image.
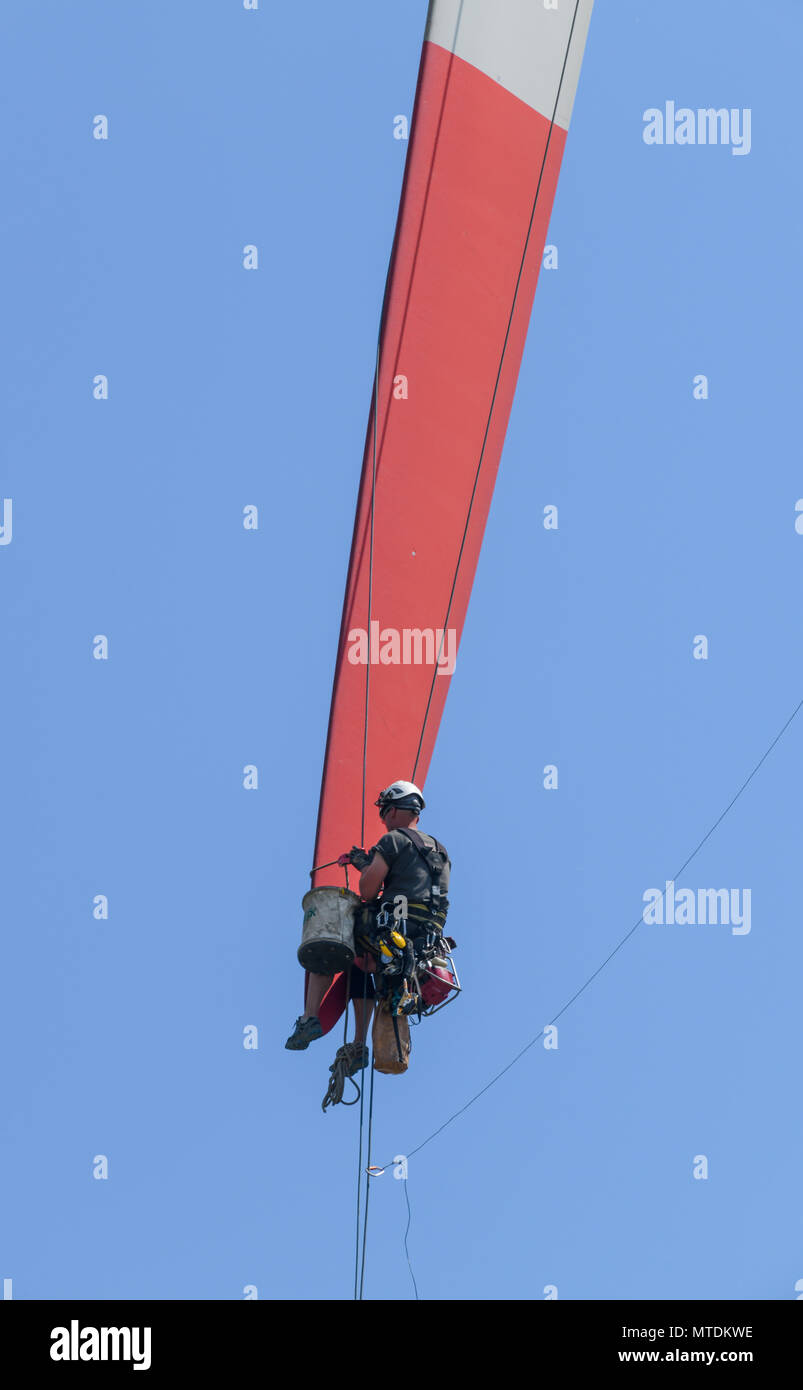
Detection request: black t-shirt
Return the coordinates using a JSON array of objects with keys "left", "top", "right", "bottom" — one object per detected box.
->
[{"left": 369, "top": 829, "right": 450, "bottom": 906}]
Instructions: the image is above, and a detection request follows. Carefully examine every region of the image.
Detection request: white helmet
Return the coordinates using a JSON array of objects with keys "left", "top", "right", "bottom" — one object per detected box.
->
[{"left": 375, "top": 780, "right": 425, "bottom": 814}]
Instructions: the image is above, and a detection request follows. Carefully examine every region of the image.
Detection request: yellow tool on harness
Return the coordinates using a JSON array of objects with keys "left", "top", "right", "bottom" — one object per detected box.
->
[{"left": 378, "top": 930, "right": 407, "bottom": 962}]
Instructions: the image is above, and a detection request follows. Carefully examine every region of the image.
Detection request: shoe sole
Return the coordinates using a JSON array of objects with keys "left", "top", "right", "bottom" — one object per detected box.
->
[{"left": 285, "top": 1025, "right": 323, "bottom": 1051}]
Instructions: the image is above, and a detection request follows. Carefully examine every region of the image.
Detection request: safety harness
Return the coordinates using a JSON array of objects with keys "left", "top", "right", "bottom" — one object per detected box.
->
[{"left": 391, "top": 827, "right": 450, "bottom": 932}]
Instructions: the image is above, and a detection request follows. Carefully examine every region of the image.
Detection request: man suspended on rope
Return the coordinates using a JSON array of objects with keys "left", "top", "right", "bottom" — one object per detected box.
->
[
  {"left": 284, "top": 780, "right": 450, "bottom": 1057},
  {"left": 352, "top": 779, "right": 449, "bottom": 941},
  {"left": 345, "top": 780, "right": 450, "bottom": 1016}
]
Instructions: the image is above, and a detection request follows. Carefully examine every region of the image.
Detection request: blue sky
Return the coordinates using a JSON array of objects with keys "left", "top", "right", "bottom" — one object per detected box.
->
[{"left": 2, "top": 0, "right": 801, "bottom": 1301}]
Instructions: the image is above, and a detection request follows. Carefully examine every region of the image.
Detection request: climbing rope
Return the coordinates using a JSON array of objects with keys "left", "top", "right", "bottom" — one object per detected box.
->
[
  {"left": 353, "top": 83, "right": 395, "bottom": 1294},
  {"left": 352, "top": 964, "right": 371, "bottom": 1298},
  {"left": 359, "top": 219, "right": 396, "bottom": 845},
  {"left": 358, "top": 1059, "right": 376, "bottom": 1301},
  {"left": 321, "top": 1044, "right": 366, "bottom": 1112}
]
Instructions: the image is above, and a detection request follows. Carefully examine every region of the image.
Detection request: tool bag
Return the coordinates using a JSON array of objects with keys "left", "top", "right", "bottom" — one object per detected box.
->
[{"left": 372, "top": 998, "right": 411, "bottom": 1075}]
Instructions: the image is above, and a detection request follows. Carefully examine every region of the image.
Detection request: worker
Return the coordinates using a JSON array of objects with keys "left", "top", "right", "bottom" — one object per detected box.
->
[
  {"left": 284, "top": 780, "right": 449, "bottom": 1059},
  {"left": 351, "top": 781, "right": 450, "bottom": 948}
]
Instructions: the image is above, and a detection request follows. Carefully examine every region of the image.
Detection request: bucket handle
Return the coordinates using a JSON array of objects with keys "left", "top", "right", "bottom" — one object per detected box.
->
[{"left": 309, "top": 859, "right": 351, "bottom": 892}]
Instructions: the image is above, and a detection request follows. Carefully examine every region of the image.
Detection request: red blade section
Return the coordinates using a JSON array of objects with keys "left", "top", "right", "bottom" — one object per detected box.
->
[{"left": 309, "top": 15, "right": 592, "bottom": 1033}]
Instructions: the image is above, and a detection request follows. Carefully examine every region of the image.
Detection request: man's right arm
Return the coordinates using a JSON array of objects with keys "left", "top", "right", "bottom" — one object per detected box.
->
[{"left": 359, "top": 851, "right": 389, "bottom": 901}]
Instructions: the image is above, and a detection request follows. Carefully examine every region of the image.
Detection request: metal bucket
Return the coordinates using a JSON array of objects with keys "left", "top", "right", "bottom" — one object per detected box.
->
[{"left": 298, "top": 886, "right": 359, "bottom": 974}]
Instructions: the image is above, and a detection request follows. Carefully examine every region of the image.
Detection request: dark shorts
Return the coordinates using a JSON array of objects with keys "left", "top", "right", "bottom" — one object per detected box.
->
[{"left": 348, "top": 963, "right": 375, "bottom": 1001}]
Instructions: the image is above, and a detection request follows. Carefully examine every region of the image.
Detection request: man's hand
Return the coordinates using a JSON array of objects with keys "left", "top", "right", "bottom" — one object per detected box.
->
[{"left": 337, "top": 846, "right": 371, "bottom": 871}]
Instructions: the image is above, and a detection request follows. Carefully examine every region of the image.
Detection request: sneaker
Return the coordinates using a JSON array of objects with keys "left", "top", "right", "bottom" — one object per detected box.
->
[
  {"left": 342, "top": 1042, "right": 369, "bottom": 1076},
  {"left": 285, "top": 1016, "right": 323, "bottom": 1050}
]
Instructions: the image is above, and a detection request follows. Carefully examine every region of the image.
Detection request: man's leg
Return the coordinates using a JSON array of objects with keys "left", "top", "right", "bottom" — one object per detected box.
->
[
  {"left": 285, "top": 972, "right": 332, "bottom": 1050},
  {"left": 304, "top": 972, "right": 333, "bottom": 1020},
  {"left": 346, "top": 964, "right": 376, "bottom": 1068},
  {"left": 351, "top": 997, "right": 375, "bottom": 1045}
]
